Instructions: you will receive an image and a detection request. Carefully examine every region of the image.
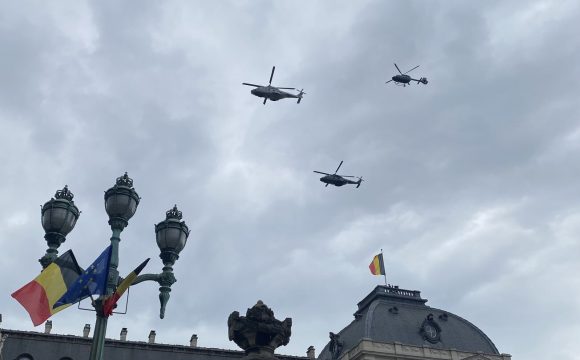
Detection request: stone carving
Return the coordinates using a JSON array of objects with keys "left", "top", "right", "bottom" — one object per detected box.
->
[
  {"left": 228, "top": 301, "right": 292, "bottom": 360},
  {"left": 329, "top": 332, "right": 344, "bottom": 360},
  {"left": 420, "top": 314, "right": 442, "bottom": 344}
]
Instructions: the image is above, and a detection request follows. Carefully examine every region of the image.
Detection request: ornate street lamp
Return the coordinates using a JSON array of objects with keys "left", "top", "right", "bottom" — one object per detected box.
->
[
  {"left": 37, "top": 174, "right": 189, "bottom": 360},
  {"left": 39, "top": 186, "right": 80, "bottom": 268},
  {"left": 104, "top": 172, "right": 140, "bottom": 230},
  {"left": 133, "top": 204, "right": 190, "bottom": 318}
]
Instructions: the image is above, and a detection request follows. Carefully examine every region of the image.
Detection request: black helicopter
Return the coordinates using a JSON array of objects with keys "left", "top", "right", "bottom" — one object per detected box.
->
[
  {"left": 243, "top": 66, "right": 305, "bottom": 105},
  {"left": 314, "top": 161, "right": 363, "bottom": 188},
  {"left": 385, "top": 63, "right": 428, "bottom": 87}
]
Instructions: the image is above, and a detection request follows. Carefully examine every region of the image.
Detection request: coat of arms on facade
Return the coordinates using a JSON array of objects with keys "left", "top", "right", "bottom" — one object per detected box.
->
[
  {"left": 420, "top": 313, "right": 442, "bottom": 344},
  {"left": 228, "top": 300, "right": 292, "bottom": 360}
]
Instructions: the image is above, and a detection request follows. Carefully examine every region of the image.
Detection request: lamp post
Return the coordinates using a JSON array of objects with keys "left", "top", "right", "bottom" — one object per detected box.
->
[{"left": 38, "top": 173, "right": 190, "bottom": 360}]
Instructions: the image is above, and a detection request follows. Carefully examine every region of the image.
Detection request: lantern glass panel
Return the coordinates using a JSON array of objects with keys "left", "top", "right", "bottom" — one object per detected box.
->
[
  {"left": 105, "top": 194, "right": 137, "bottom": 220},
  {"left": 156, "top": 227, "right": 186, "bottom": 253},
  {"left": 42, "top": 207, "right": 77, "bottom": 235}
]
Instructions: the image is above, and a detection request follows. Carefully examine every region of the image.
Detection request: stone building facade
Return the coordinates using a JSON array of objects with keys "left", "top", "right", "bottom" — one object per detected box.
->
[
  {"left": 0, "top": 285, "right": 511, "bottom": 360},
  {"left": 318, "top": 286, "right": 511, "bottom": 360},
  {"left": 0, "top": 328, "right": 307, "bottom": 360}
]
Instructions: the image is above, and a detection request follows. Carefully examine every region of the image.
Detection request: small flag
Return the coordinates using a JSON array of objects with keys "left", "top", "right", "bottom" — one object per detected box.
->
[
  {"left": 53, "top": 245, "right": 112, "bottom": 308},
  {"left": 11, "top": 250, "right": 82, "bottom": 326},
  {"left": 369, "top": 253, "right": 386, "bottom": 276},
  {"left": 102, "top": 258, "right": 150, "bottom": 316}
]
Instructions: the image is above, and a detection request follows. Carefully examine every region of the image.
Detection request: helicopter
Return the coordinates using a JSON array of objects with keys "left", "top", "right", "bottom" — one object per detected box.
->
[
  {"left": 385, "top": 63, "right": 428, "bottom": 87},
  {"left": 313, "top": 161, "right": 363, "bottom": 188},
  {"left": 243, "top": 66, "right": 305, "bottom": 105}
]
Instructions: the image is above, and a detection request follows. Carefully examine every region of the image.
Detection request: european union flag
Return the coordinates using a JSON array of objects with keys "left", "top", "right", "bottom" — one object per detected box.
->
[{"left": 54, "top": 245, "right": 112, "bottom": 308}]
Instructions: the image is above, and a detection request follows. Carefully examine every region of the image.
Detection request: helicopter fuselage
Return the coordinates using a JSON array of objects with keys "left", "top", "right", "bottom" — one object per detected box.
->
[
  {"left": 390, "top": 74, "right": 428, "bottom": 86},
  {"left": 320, "top": 175, "right": 358, "bottom": 187},
  {"left": 392, "top": 74, "right": 412, "bottom": 84},
  {"left": 251, "top": 86, "right": 299, "bottom": 101}
]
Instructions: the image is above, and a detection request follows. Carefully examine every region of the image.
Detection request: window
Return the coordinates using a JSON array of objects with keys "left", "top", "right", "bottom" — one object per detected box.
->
[{"left": 16, "top": 354, "right": 34, "bottom": 360}]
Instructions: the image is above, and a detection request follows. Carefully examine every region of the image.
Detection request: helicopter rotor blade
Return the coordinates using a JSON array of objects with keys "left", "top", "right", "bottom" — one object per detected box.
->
[
  {"left": 242, "top": 83, "right": 262, "bottom": 87},
  {"left": 269, "top": 66, "right": 275, "bottom": 85},
  {"left": 334, "top": 160, "right": 343, "bottom": 174},
  {"left": 404, "top": 65, "right": 420, "bottom": 74},
  {"left": 385, "top": 80, "right": 393, "bottom": 84},
  {"left": 276, "top": 87, "right": 295, "bottom": 90},
  {"left": 313, "top": 171, "right": 331, "bottom": 175},
  {"left": 340, "top": 175, "right": 358, "bottom": 178},
  {"left": 394, "top": 63, "right": 403, "bottom": 74}
]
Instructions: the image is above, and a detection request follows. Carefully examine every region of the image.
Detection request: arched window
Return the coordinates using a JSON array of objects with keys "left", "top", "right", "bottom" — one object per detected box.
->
[{"left": 16, "top": 354, "right": 34, "bottom": 360}]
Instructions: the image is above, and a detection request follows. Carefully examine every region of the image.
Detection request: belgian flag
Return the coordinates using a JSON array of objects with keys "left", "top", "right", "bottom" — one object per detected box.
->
[
  {"left": 102, "top": 258, "right": 150, "bottom": 316},
  {"left": 11, "top": 250, "right": 82, "bottom": 326},
  {"left": 369, "top": 253, "right": 386, "bottom": 276}
]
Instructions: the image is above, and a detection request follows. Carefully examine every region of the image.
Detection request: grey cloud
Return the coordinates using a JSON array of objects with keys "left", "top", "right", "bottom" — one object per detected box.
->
[{"left": 1, "top": 1, "right": 579, "bottom": 359}]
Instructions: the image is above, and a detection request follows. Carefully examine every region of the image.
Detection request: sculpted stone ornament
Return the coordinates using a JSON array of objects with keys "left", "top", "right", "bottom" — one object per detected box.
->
[
  {"left": 420, "top": 313, "right": 442, "bottom": 344},
  {"left": 329, "top": 332, "right": 344, "bottom": 360},
  {"left": 228, "top": 301, "right": 292, "bottom": 360}
]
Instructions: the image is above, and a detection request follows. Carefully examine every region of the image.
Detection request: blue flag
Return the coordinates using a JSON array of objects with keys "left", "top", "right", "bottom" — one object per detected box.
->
[{"left": 54, "top": 245, "right": 112, "bottom": 308}]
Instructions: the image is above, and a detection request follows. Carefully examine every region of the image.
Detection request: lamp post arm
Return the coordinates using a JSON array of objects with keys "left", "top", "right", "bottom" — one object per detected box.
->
[
  {"left": 130, "top": 267, "right": 177, "bottom": 319},
  {"left": 132, "top": 273, "right": 161, "bottom": 285}
]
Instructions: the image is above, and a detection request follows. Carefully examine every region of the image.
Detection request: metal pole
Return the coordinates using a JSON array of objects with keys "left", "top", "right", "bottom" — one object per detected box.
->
[
  {"left": 89, "top": 301, "right": 108, "bottom": 360},
  {"left": 88, "top": 227, "right": 122, "bottom": 360},
  {"left": 381, "top": 249, "right": 387, "bottom": 286}
]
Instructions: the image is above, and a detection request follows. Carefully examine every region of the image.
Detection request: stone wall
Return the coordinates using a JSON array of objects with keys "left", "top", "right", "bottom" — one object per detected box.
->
[{"left": 340, "top": 339, "right": 511, "bottom": 360}]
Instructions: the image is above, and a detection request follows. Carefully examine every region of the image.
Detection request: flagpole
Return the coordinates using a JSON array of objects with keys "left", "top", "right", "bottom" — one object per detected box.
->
[
  {"left": 89, "top": 226, "right": 120, "bottom": 360},
  {"left": 381, "top": 249, "right": 387, "bottom": 286}
]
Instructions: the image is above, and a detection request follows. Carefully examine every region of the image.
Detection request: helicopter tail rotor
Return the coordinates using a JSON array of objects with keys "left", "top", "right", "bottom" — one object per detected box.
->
[
  {"left": 418, "top": 77, "right": 428, "bottom": 85},
  {"left": 297, "top": 89, "right": 305, "bottom": 104},
  {"left": 356, "top": 177, "right": 364, "bottom": 188}
]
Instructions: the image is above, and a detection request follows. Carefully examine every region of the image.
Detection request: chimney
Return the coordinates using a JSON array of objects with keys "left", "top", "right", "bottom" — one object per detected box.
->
[
  {"left": 307, "top": 346, "right": 316, "bottom": 359},
  {"left": 148, "top": 330, "right": 156, "bottom": 344},
  {"left": 190, "top": 334, "right": 198, "bottom": 347},
  {"left": 44, "top": 320, "right": 52, "bottom": 334},
  {"left": 120, "top": 328, "right": 128, "bottom": 341},
  {"left": 83, "top": 324, "right": 91, "bottom": 338}
]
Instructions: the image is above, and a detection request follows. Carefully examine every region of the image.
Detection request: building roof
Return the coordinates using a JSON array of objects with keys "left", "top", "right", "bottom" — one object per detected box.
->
[
  {"left": 0, "top": 328, "right": 308, "bottom": 360},
  {"left": 318, "top": 285, "right": 499, "bottom": 360}
]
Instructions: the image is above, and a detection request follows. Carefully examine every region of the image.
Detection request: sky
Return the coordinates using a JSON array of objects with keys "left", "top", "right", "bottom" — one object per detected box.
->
[{"left": 1, "top": 1, "right": 579, "bottom": 359}]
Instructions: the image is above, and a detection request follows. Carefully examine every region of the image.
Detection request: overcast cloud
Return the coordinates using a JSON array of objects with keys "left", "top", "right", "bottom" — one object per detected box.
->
[{"left": 1, "top": 1, "right": 579, "bottom": 359}]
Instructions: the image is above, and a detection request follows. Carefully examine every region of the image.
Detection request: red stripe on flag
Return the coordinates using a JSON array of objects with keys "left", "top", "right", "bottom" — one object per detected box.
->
[
  {"left": 369, "top": 261, "right": 377, "bottom": 274},
  {"left": 102, "top": 292, "right": 121, "bottom": 316},
  {"left": 11, "top": 280, "right": 52, "bottom": 326}
]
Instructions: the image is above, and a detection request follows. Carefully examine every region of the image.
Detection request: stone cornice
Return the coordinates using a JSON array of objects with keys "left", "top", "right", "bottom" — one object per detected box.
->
[{"left": 340, "top": 339, "right": 511, "bottom": 360}]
